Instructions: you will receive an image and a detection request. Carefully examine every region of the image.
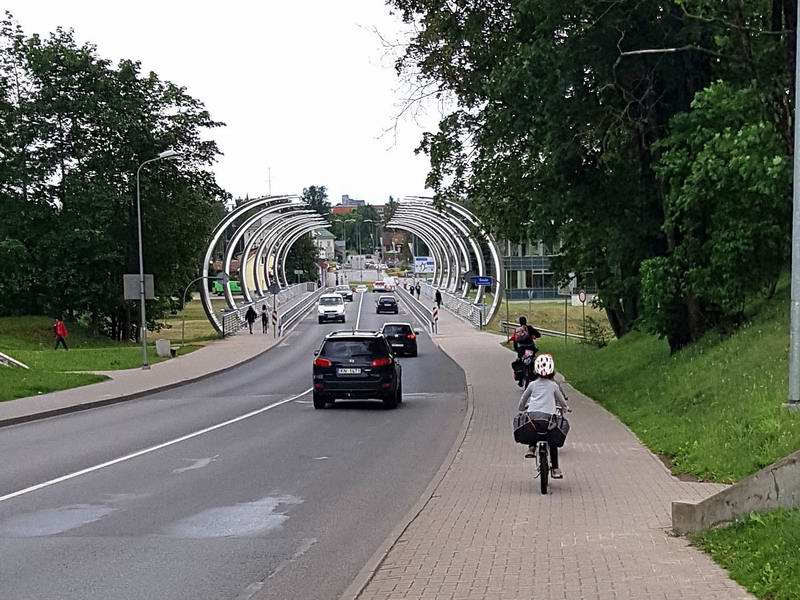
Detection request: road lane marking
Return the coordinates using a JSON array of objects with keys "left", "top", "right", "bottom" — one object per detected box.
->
[
  {"left": 0, "top": 388, "right": 312, "bottom": 504},
  {"left": 355, "top": 289, "right": 365, "bottom": 330}
]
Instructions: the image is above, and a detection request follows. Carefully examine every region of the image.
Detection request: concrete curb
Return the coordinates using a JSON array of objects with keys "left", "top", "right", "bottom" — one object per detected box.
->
[
  {"left": 338, "top": 378, "right": 475, "bottom": 600},
  {"left": 0, "top": 337, "right": 283, "bottom": 430}
]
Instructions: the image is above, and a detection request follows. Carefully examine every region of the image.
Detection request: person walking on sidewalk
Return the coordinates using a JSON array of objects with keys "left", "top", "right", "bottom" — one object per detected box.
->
[
  {"left": 415, "top": 282, "right": 421, "bottom": 298},
  {"left": 245, "top": 306, "right": 257, "bottom": 334},
  {"left": 261, "top": 305, "right": 269, "bottom": 334},
  {"left": 435, "top": 289, "right": 442, "bottom": 308},
  {"left": 53, "top": 317, "right": 69, "bottom": 350},
  {"left": 518, "top": 354, "right": 569, "bottom": 478}
]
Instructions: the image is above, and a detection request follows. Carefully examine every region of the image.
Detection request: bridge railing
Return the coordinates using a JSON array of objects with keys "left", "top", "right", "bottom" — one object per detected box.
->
[
  {"left": 396, "top": 286, "right": 435, "bottom": 334},
  {"left": 420, "top": 282, "right": 486, "bottom": 329},
  {"left": 221, "top": 282, "right": 316, "bottom": 337},
  {"left": 278, "top": 286, "right": 327, "bottom": 336}
]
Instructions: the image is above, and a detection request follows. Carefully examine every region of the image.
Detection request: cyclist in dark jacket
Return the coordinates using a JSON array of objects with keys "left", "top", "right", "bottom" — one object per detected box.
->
[{"left": 512, "top": 316, "right": 541, "bottom": 358}]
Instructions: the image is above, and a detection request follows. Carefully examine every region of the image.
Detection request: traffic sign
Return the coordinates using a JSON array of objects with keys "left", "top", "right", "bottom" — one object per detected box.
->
[
  {"left": 293, "top": 269, "right": 304, "bottom": 275},
  {"left": 578, "top": 289, "right": 587, "bottom": 303},
  {"left": 470, "top": 275, "right": 494, "bottom": 287},
  {"left": 268, "top": 283, "right": 281, "bottom": 295}
]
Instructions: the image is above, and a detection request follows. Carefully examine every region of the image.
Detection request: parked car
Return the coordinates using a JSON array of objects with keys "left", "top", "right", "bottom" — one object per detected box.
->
[
  {"left": 334, "top": 284, "right": 353, "bottom": 302},
  {"left": 312, "top": 331, "right": 403, "bottom": 409},
  {"left": 381, "top": 322, "right": 418, "bottom": 357},
  {"left": 318, "top": 293, "right": 346, "bottom": 324},
  {"left": 376, "top": 295, "right": 399, "bottom": 314},
  {"left": 355, "top": 284, "right": 368, "bottom": 294}
]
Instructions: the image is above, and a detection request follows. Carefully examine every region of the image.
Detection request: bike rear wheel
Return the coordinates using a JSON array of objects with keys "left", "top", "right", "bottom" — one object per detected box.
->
[{"left": 538, "top": 442, "right": 549, "bottom": 494}]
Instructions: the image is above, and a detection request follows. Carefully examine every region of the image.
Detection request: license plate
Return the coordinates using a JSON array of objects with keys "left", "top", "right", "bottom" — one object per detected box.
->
[
  {"left": 391, "top": 343, "right": 404, "bottom": 348},
  {"left": 337, "top": 368, "right": 362, "bottom": 375}
]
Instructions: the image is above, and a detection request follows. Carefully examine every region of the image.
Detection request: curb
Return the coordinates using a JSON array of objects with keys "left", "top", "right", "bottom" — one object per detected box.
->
[
  {"left": 338, "top": 380, "right": 474, "bottom": 600},
  {"left": 0, "top": 336, "right": 284, "bottom": 430}
]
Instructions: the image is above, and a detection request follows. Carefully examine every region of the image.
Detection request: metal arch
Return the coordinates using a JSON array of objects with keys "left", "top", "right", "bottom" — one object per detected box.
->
[
  {"left": 391, "top": 213, "right": 459, "bottom": 292},
  {"left": 398, "top": 205, "right": 473, "bottom": 294},
  {"left": 388, "top": 218, "right": 449, "bottom": 288},
  {"left": 278, "top": 223, "right": 329, "bottom": 287},
  {"left": 255, "top": 212, "right": 322, "bottom": 290},
  {"left": 404, "top": 201, "right": 486, "bottom": 303},
  {"left": 403, "top": 196, "right": 504, "bottom": 325},
  {"left": 395, "top": 210, "right": 463, "bottom": 293},
  {"left": 266, "top": 216, "right": 327, "bottom": 288},
  {"left": 201, "top": 195, "right": 297, "bottom": 334},
  {"left": 241, "top": 209, "right": 316, "bottom": 302},
  {"left": 385, "top": 223, "right": 443, "bottom": 286}
]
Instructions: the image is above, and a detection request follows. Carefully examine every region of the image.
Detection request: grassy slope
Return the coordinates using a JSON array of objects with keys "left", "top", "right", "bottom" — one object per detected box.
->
[
  {"left": 537, "top": 283, "right": 798, "bottom": 483},
  {"left": 488, "top": 299, "right": 612, "bottom": 337}
]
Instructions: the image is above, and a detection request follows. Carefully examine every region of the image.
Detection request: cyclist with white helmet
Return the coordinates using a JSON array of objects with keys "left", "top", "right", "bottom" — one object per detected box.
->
[{"left": 517, "top": 353, "right": 569, "bottom": 478}]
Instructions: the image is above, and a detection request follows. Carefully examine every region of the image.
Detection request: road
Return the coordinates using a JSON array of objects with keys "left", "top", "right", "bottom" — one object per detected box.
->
[{"left": 0, "top": 291, "right": 466, "bottom": 600}]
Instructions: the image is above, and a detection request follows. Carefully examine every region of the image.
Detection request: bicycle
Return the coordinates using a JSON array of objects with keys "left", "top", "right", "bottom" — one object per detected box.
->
[{"left": 532, "top": 406, "right": 569, "bottom": 495}]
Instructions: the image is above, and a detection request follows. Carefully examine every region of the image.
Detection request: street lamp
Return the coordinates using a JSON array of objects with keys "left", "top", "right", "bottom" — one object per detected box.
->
[
  {"left": 363, "top": 218, "right": 375, "bottom": 280},
  {"left": 344, "top": 218, "right": 356, "bottom": 275},
  {"left": 136, "top": 148, "right": 180, "bottom": 370}
]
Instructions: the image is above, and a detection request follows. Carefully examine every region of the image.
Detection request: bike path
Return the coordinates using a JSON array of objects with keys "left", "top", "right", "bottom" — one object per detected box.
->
[{"left": 352, "top": 308, "right": 754, "bottom": 600}]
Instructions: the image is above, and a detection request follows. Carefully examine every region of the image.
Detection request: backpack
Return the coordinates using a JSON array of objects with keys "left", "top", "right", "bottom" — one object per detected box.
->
[{"left": 514, "top": 325, "right": 531, "bottom": 344}]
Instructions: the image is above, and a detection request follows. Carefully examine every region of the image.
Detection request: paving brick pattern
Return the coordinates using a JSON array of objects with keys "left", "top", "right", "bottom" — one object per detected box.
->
[{"left": 358, "top": 313, "right": 753, "bottom": 600}]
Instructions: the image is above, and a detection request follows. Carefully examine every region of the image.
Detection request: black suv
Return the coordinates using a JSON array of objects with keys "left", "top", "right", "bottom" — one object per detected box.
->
[
  {"left": 376, "top": 295, "right": 399, "bottom": 314},
  {"left": 313, "top": 331, "right": 402, "bottom": 409},
  {"left": 381, "top": 322, "right": 418, "bottom": 357}
]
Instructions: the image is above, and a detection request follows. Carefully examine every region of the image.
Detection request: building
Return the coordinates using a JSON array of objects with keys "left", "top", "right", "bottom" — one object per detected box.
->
[
  {"left": 341, "top": 194, "right": 366, "bottom": 207},
  {"left": 331, "top": 205, "right": 355, "bottom": 217},
  {"left": 502, "top": 239, "right": 595, "bottom": 300},
  {"left": 313, "top": 229, "right": 336, "bottom": 261}
]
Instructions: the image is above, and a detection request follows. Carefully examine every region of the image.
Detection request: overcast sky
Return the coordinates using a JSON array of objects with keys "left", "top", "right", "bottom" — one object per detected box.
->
[{"left": 4, "top": 1, "right": 437, "bottom": 205}]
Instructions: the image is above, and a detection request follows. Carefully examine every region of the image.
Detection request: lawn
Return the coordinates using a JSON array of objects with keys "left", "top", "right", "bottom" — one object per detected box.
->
[
  {"left": 692, "top": 509, "right": 800, "bottom": 600},
  {"left": 0, "top": 314, "right": 203, "bottom": 402},
  {"left": 488, "top": 299, "right": 611, "bottom": 338},
  {"left": 533, "top": 281, "right": 800, "bottom": 483}
]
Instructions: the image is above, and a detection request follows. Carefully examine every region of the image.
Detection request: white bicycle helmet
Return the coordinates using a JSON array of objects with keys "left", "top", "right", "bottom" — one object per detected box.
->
[{"left": 534, "top": 353, "right": 555, "bottom": 377}]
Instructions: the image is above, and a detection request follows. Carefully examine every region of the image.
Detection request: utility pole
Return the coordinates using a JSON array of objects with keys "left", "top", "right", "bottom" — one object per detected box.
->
[{"left": 789, "top": 5, "right": 800, "bottom": 409}]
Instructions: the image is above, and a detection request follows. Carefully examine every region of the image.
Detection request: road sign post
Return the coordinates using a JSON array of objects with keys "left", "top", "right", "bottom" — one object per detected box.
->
[
  {"left": 578, "top": 289, "right": 587, "bottom": 340},
  {"left": 269, "top": 282, "right": 280, "bottom": 338},
  {"left": 432, "top": 305, "right": 439, "bottom": 334}
]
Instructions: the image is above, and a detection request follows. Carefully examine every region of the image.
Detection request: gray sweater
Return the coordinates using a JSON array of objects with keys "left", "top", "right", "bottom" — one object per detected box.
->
[{"left": 518, "top": 378, "right": 568, "bottom": 414}]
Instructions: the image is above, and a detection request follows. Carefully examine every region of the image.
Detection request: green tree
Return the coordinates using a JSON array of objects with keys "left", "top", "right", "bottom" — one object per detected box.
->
[
  {"left": 285, "top": 234, "right": 319, "bottom": 284},
  {"left": 302, "top": 185, "right": 330, "bottom": 220}
]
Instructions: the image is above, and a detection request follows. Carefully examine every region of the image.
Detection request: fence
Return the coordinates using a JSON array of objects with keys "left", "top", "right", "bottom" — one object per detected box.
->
[
  {"left": 396, "top": 286, "right": 435, "bottom": 334},
  {"left": 221, "top": 282, "right": 316, "bottom": 337},
  {"left": 499, "top": 320, "right": 586, "bottom": 341},
  {"left": 420, "top": 282, "right": 486, "bottom": 329}
]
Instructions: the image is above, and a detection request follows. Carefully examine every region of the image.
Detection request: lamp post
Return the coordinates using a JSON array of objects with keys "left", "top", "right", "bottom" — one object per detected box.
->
[
  {"left": 181, "top": 272, "right": 228, "bottom": 348},
  {"left": 363, "top": 218, "right": 375, "bottom": 280},
  {"left": 345, "top": 218, "right": 356, "bottom": 278},
  {"left": 136, "top": 148, "right": 180, "bottom": 370},
  {"left": 789, "top": 4, "right": 800, "bottom": 408}
]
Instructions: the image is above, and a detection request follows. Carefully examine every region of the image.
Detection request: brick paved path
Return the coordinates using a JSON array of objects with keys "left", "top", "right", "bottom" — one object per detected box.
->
[{"left": 356, "top": 312, "right": 753, "bottom": 600}]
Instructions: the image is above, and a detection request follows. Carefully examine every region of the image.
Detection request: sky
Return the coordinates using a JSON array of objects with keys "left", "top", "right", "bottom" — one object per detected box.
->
[{"left": 4, "top": 1, "right": 438, "bottom": 205}]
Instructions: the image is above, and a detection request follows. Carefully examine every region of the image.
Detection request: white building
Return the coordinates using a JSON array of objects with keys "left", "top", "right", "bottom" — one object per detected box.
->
[{"left": 313, "top": 229, "right": 336, "bottom": 261}]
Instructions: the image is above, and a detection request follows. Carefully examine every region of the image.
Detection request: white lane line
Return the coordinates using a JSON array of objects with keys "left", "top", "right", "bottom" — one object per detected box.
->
[
  {"left": 0, "top": 388, "right": 312, "bottom": 504},
  {"left": 355, "top": 290, "right": 365, "bottom": 330}
]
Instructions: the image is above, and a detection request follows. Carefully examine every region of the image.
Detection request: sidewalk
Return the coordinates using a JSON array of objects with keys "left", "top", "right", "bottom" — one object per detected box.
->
[
  {"left": 354, "top": 309, "right": 753, "bottom": 600},
  {"left": 0, "top": 329, "right": 280, "bottom": 426}
]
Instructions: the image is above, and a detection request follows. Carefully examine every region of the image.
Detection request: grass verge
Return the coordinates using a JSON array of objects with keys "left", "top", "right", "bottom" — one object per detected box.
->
[
  {"left": 488, "top": 299, "right": 612, "bottom": 337},
  {"left": 532, "top": 281, "right": 800, "bottom": 483},
  {"left": 691, "top": 509, "right": 800, "bottom": 600}
]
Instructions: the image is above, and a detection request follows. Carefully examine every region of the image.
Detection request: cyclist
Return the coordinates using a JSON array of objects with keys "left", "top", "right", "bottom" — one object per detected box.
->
[
  {"left": 512, "top": 316, "right": 541, "bottom": 359},
  {"left": 517, "top": 353, "right": 569, "bottom": 478}
]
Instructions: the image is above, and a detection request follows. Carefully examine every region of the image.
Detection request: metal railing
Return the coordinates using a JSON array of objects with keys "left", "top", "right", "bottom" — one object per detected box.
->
[
  {"left": 278, "top": 286, "right": 327, "bottom": 336},
  {"left": 221, "top": 282, "right": 316, "bottom": 337},
  {"left": 0, "top": 351, "right": 29, "bottom": 369},
  {"left": 420, "top": 282, "right": 486, "bottom": 329},
  {"left": 396, "top": 286, "right": 435, "bottom": 334},
  {"left": 499, "top": 320, "right": 586, "bottom": 341}
]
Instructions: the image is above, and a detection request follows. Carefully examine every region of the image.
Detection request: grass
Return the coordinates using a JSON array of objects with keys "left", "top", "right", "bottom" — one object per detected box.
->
[
  {"left": 488, "top": 299, "right": 611, "bottom": 337},
  {"left": 691, "top": 509, "right": 800, "bottom": 600},
  {"left": 533, "top": 281, "right": 799, "bottom": 483},
  {"left": 0, "top": 314, "right": 204, "bottom": 402},
  {"left": 156, "top": 298, "right": 226, "bottom": 345}
]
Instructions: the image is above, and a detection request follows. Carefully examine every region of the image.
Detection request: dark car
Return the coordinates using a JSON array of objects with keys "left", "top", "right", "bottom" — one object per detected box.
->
[
  {"left": 381, "top": 322, "right": 418, "bottom": 357},
  {"left": 334, "top": 285, "right": 354, "bottom": 302},
  {"left": 376, "top": 295, "right": 399, "bottom": 314},
  {"left": 312, "top": 331, "right": 403, "bottom": 409}
]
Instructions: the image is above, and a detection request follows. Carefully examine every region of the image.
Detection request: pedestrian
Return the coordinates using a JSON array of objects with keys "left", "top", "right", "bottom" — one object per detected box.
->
[
  {"left": 415, "top": 283, "right": 421, "bottom": 298},
  {"left": 53, "top": 317, "right": 69, "bottom": 350},
  {"left": 261, "top": 305, "right": 269, "bottom": 334},
  {"left": 435, "top": 289, "right": 442, "bottom": 308},
  {"left": 245, "top": 305, "right": 258, "bottom": 334}
]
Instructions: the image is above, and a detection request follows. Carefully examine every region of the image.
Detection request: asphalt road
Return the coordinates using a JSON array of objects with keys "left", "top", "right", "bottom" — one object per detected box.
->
[{"left": 0, "top": 291, "right": 466, "bottom": 600}]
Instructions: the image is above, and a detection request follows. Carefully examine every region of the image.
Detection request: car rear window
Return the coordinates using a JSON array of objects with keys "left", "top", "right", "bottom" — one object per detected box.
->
[
  {"left": 383, "top": 325, "right": 411, "bottom": 335},
  {"left": 320, "top": 296, "right": 343, "bottom": 305},
  {"left": 379, "top": 297, "right": 396, "bottom": 304},
  {"left": 336, "top": 286, "right": 349, "bottom": 292},
  {"left": 321, "top": 339, "right": 388, "bottom": 359}
]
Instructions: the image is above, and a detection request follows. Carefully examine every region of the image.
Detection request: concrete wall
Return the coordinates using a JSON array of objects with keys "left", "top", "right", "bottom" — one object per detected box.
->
[{"left": 672, "top": 448, "right": 800, "bottom": 534}]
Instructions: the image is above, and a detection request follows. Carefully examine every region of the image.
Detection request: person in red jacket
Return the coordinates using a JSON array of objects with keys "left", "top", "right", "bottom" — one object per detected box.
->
[{"left": 54, "top": 318, "right": 69, "bottom": 350}]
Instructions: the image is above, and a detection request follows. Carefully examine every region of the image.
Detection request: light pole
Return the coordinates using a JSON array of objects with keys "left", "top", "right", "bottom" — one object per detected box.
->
[
  {"left": 790, "top": 4, "right": 800, "bottom": 408},
  {"left": 181, "top": 272, "right": 228, "bottom": 348},
  {"left": 345, "top": 218, "right": 356, "bottom": 278},
  {"left": 136, "top": 148, "right": 180, "bottom": 370},
  {"left": 364, "top": 218, "right": 375, "bottom": 279}
]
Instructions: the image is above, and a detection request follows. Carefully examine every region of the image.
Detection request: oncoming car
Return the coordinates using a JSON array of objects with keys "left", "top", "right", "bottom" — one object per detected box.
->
[
  {"left": 355, "top": 284, "right": 368, "bottom": 294},
  {"left": 312, "top": 331, "right": 403, "bottom": 409},
  {"left": 334, "top": 284, "right": 353, "bottom": 302},
  {"left": 318, "top": 293, "right": 346, "bottom": 324},
  {"left": 376, "top": 295, "right": 399, "bottom": 314}
]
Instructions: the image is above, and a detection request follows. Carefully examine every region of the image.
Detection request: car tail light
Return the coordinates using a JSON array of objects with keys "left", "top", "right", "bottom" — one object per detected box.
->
[
  {"left": 406, "top": 334, "right": 416, "bottom": 340},
  {"left": 314, "top": 357, "right": 332, "bottom": 368},
  {"left": 371, "top": 357, "right": 392, "bottom": 368}
]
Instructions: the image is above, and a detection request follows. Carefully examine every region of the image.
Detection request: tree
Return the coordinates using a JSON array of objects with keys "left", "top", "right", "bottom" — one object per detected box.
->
[
  {"left": 302, "top": 185, "right": 331, "bottom": 220},
  {"left": 285, "top": 234, "right": 319, "bottom": 284}
]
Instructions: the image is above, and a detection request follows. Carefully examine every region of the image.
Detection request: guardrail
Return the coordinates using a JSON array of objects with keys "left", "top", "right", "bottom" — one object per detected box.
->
[
  {"left": 278, "top": 286, "right": 327, "bottom": 336},
  {"left": 396, "top": 286, "right": 435, "bottom": 334},
  {"left": 499, "top": 320, "right": 586, "bottom": 341},
  {"left": 221, "top": 282, "right": 315, "bottom": 337},
  {"left": 420, "top": 282, "right": 486, "bottom": 329},
  {"left": 0, "top": 351, "right": 29, "bottom": 369}
]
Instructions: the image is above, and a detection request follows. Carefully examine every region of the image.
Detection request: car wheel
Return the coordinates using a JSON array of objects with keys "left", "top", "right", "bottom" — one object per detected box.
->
[
  {"left": 396, "top": 382, "right": 403, "bottom": 405},
  {"left": 382, "top": 391, "right": 398, "bottom": 409},
  {"left": 313, "top": 391, "right": 327, "bottom": 410},
  {"left": 318, "top": 317, "right": 323, "bottom": 324},
  {"left": 341, "top": 316, "right": 346, "bottom": 323},
  {"left": 410, "top": 349, "right": 418, "bottom": 357}
]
